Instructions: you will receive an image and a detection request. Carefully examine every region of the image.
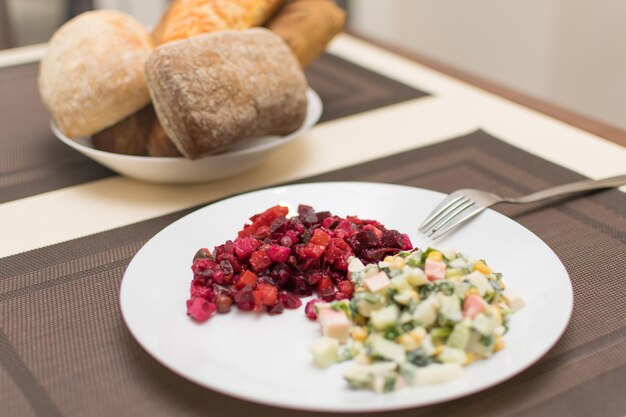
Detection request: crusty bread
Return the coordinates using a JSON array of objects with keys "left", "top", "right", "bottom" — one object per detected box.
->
[
  {"left": 267, "top": 0, "right": 346, "bottom": 68},
  {"left": 145, "top": 28, "right": 308, "bottom": 158},
  {"left": 153, "top": 0, "right": 284, "bottom": 44},
  {"left": 146, "top": 120, "right": 182, "bottom": 157},
  {"left": 92, "top": 105, "right": 155, "bottom": 156},
  {"left": 39, "top": 10, "right": 153, "bottom": 138}
]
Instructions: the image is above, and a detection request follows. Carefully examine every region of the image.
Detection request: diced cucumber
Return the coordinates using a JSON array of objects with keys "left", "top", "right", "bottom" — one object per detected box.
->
[
  {"left": 446, "top": 323, "right": 471, "bottom": 350},
  {"left": 309, "top": 337, "right": 339, "bottom": 368},
  {"left": 439, "top": 294, "right": 463, "bottom": 323},
  {"left": 438, "top": 346, "right": 467, "bottom": 365},
  {"left": 368, "top": 335, "right": 406, "bottom": 363},
  {"left": 370, "top": 305, "right": 400, "bottom": 331}
]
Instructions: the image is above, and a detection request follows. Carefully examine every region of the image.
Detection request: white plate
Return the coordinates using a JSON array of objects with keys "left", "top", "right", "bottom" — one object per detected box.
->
[
  {"left": 52, "top": 88, "right": 322, "bottom": 184},
  {"left": 120, "top": 182, "right": 573, "bottom": 412}
]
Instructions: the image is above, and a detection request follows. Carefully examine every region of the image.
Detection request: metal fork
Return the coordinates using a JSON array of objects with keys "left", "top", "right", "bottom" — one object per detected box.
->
[{"left": 419, "top": 174, "right": 626, "bottom": 239}]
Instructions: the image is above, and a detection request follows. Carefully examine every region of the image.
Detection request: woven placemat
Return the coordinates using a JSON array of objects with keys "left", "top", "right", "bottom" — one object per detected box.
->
[
  {"left": 1, "top": 130, "right": 624, "bottom": 417},
  {"left": 0, "top": 54, "right": 428, "bottom": 204}
]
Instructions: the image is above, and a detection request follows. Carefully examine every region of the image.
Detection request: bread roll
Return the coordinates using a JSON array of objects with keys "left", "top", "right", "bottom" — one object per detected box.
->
[
  {"left": 39, "top": 10, "right": 153, "bottom": 138},
  {"left": 145, "top": 28, "right": 308, "bottom": 159},
  {"left": 267, "top": 0, "right": 346, "bottom": 68},
  {"left": 147, "top": 121, "right": 182, "bottom": 157},
  {"left": 92, "top": 105, "right": 155, "bottom": 156},
  {"left": 153, "top": 0, "right": 284, "bottom": 44}
]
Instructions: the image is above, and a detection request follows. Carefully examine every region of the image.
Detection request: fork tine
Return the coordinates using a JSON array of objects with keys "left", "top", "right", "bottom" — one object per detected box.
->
[
  {"left": 430, "top": 206, "right": 487, "bottom": 240},
  {"left": 418, "top": 195, "right": 466, "bottom": 233},
  {"left": 425, "top": 199, "right": 475, "bottom": 236}
]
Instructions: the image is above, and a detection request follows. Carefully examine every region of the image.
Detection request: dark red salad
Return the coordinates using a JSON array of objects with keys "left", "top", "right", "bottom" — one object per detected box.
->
[{"left": 186, "top": 204, "right": 413, "bottom": 322}]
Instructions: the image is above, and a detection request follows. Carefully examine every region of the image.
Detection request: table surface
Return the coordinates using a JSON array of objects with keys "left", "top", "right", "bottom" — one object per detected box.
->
[{"left": 0, "top": 34, "right": 625, "bottom": 417}]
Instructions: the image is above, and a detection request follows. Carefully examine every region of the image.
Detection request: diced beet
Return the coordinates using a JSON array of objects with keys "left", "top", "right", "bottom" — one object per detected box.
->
[
  {"left": 234, "top": 286, "right": 256, "bottom": 310},
  {"left": 191, "top": 258, "right": 217, "bottom": 277},
  {"left": 270, "top": 263, "right": 292, "bottom": 287},
  {"left": 255, "top": 225, "right": 270, "bottom": 239},
  {"left": 250, "top": 250, "right": 272, "bottom": 272},
  {"left": 186, "top": 297, "right": 216, "bottom": 322},
  {"left": 279, "top": 291, "right": 302, "bottom": 309},
  {"left": 190, "top": 284, "right": 214, "bottom": 300},
  {"left": 337, "top": 280, "right": 355, "bottom": 297},
  {"left": 219, "top": 260, "right": 234, "bottom": 284},
  {"left": 316, "top": 276, "right": 335, "bottom": 299},
  {"left": 269, "top": 216, "right": 286, "bottom": 233},
  {"left": 291, "top": 275, "right": 313, "bottom": 296},
  {"left": 267, "top": 301, "right": 285, "bottom": 315},
  {"left": 321, "top": 216, "right": 337, "bottom": 229},
  {"left": 297, "top": 204, "right": 318, "bottom": 226},
  {"left": 363, "top": 224, "right": 384, "bottom": 239},
  {"left": 335, "top": 292, "right": 351, "bottom": 300},
  {"left": 345, "top": 234, "right": 362, "bottom": 252},
  {"left": 361, "top": 247, "right": 386, "bottom": 262},
  {"left": 233, "top": 237, "right": 259, "bottom": 260},
  {"left": 305, "top": 299, "right": 323, "bottom": 320},
  {"left": 267, "top": 245, "right": 291, "bottom": 263},
  {"left": 355, "top": 230, "right": 380, "bottom": 248},
  {"left": 307, "top": 271, "right": 324, "bottom": 286},
  {"left": 401, "top": 234, "right": 413, "bottom": 250},
  {"left": 381, "top": 230, "right": 404, "bottom": 249}
]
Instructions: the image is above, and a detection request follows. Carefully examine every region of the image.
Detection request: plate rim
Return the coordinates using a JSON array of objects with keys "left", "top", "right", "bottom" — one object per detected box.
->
[{"left": 119, "top": 181, "right": 574, "bottom": 412}]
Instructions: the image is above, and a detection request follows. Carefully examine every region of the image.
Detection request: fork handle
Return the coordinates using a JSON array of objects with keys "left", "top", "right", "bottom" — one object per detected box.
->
[{"left": 505, "top": 174, "right": 626, "bottom": 204}]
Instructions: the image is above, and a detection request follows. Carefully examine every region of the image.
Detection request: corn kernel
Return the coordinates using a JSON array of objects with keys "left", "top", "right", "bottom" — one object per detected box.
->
[
  {"left": 409, "top": 327, "right": 426, "bottom": 345},
  {"left": 474, "top": 261, "right": 491, "bottom": 275},
  {"left": 395, "top": 334, "right": 417, "bottom": 351},
  {"left": 353, "top": 315, "right": 367, "bottom": 326},
  {"left": 390, "top": 257, "right": 406, "bottom": 270},
  {"left": 355, "top": 287, "right": 366, "bottom": 293},
  {"left": 465, "top": 353, "right": 475, "bottom": 365},
  {"left": 427, "top": 251, "right": 443, "bottom": 262},
  {"left": 494, "top": 336, "right": 505, "bottom": 352},
  {"left": 350, "top": 326, "right": 368, "bottom": 342},
  {"left": 384, "top": 256, "right": 395, "bottom": 263},
  {"left": 469, "top": 287, "right": 478, "bottom": 295},
  {"left": 434, "top": 345, "right": 444, "bottom": 356},
  {"left": 408, "top": 290, "right": 419, "bottom": 302},
  {"left": 500, "top": 281, "right": 507, "bottom": 290}
]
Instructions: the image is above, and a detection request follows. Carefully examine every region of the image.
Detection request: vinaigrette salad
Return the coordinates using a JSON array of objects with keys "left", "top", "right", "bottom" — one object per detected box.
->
[{"left": 308, "top": 248, "right": 525, "bottom": 393}]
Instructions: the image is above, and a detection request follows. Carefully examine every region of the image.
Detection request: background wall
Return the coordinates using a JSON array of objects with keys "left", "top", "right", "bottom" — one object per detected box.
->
[{"left": 349, "top": 0, "right": 626, "bottom": 130}]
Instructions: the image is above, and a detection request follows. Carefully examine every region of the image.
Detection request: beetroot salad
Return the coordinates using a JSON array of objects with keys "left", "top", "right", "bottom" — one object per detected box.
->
[{"left": 186, "top": 204, "right": 414, "bottom": 322}]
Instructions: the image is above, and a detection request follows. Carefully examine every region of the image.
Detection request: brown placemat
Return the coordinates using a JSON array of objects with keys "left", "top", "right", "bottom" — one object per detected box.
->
[
  {"left": 1, "top": 130, "right": 624, "bottom": 417},
  {"left": 0, "top": 54, "right": 428, "bottom": 204}
]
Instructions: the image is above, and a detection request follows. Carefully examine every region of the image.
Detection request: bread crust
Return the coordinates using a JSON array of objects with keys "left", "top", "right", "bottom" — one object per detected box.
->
[
  {"left": 38, "top": 10, "right": 153, "bottom": 138},
  {"left": 153, "top": 0, "right": 284, "bottom": 44},
  {"left": 145, "top": 28, "right": 307, "bottom": 159}
]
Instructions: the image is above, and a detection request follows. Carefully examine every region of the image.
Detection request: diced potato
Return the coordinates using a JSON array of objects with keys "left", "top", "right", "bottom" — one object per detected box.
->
[
  {"left": 438, "top": 346, "right": 468, "bottom": 365},
  {"left": 368, "top": 335, "right": 406, "bottom": 363},
  {"left": 401, "top": 363, "right": 463, "bottom": 386},
  {"left": 502, "top": 290, "right": 525, "bottom": 313},
  {"left": 309, "top": 337, "right": 339, "bottom": 368},
  {"left": 413, "top": 297, "right": 438, "bottom": 327},
  {"left": 403, "top": 266, "right": 428, "bottom": 286},
  {"left": 370, "top": 305, "right": 400, "bottom": 331},
  {"left": 390, "top": 274, "right": 411, "bottom": 292},
  {"left": 439, "top": 295, "right": 463, "bottom": 323},
  {"left": 348, "top": 257, "right": 366, "bottom": 273},
  {"left": 472, "top": 313, "right": 497, "bottom": 336},
  {"left": 465, "top": 271, "right": 492, "bottom": 296}
]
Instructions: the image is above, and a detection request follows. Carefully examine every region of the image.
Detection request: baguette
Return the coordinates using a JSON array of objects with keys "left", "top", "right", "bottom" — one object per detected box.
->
[
  {"left": 267, "top": 0, "right": 346, "bottom": 68},
  {"left": 153, "top": 0, "right": 284, "bottom": 44},
  {"left": 145, "top": 28, "right": 308, "bottom": 158}
]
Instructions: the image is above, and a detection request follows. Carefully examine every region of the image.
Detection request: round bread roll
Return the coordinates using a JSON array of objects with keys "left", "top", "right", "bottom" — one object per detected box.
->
[{"left": 39, "top": 10, "right": 153, "bottom": 138}]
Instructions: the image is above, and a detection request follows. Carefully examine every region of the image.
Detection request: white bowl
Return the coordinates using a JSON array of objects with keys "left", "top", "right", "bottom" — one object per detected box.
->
[{"left": 52, "top": 89, "right": 322, "bottom": 184}]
